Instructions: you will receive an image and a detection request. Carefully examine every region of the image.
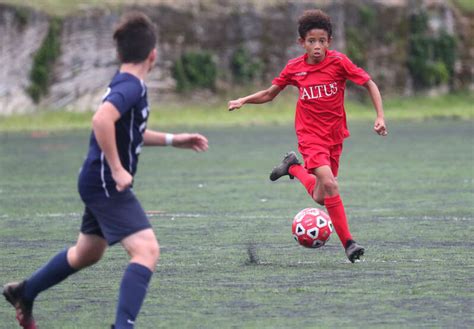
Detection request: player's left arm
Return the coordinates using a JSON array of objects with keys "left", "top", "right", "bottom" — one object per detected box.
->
[
  {"left": 364, "top": 80, "right": 388, "bottom": 136},
  {"left": 143, "top": 129, "right": 208, "bottom": 152}
]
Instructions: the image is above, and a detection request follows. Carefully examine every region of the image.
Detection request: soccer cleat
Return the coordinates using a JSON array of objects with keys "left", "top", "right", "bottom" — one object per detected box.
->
[
  {"left": 345, "top": 240, "right": 365, "bottom": 263},
  {"left": 269, "top": 152, "right": 301, "bottom": 181},
  {"left": 2, "top": 281, "right": 37, "bottom": 329}
]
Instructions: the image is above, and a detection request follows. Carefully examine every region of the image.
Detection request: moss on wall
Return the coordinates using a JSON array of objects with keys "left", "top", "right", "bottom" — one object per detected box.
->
[{"left": 26, "top": 17, "right": 62, "bottom": 103}]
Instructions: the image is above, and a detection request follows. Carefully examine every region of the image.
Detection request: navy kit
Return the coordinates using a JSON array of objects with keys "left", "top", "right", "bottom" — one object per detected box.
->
[{"left": 78, "top": 72, "right": 151, "bottom": 245}]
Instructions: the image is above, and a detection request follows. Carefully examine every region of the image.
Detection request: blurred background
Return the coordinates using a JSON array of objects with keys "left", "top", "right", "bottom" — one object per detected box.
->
[{"left": 0, "top": 0, "right": 472, "bottom": 118}]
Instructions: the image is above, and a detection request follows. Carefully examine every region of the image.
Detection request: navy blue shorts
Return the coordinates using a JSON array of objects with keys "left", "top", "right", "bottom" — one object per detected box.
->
[{"left": 80, "top": 189, "right": 151, "bottom": 246}]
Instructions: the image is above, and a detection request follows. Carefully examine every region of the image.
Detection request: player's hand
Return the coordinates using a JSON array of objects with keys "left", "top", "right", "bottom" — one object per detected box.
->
[
  {"left": 374, "top": 117, "right": 388, "bottom": 136},
  {"left": 228, "top": 98, "right": 244, "bottom": 111},
  {"left": 172, "top": 133, "right": 209, "bottom": 152},
  {"left": 112, "top": 167, "right": 133, "bottom": 192}
]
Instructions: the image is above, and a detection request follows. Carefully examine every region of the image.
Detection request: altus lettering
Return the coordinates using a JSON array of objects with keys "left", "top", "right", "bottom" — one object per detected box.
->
[{"left": 300, "top": 82, "right": 338, "bottom": 100}]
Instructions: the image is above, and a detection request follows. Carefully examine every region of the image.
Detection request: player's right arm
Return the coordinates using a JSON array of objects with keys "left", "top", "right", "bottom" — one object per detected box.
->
[
  {"left": 92, "top": 101, "right": 132, "bottom": 192},
  {"left": 228, "top": 85, "right": 282, "bottom": 111}
]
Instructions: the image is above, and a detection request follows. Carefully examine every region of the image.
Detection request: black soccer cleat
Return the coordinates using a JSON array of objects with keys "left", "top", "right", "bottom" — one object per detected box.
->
[
  {"left": 345, "top": 240, "right": 365, "bottom": 263},
  {"left": 269, "top": 152, "right": 301, "bottom": 181},
  {"left": 3, "top": 281, "right": 36, "bottom": 329}
]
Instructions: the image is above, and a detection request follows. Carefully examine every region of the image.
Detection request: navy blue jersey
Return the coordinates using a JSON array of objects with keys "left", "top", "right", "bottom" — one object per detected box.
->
[{"left": 79, "top": 72, "right": 149, "bottom": 199}]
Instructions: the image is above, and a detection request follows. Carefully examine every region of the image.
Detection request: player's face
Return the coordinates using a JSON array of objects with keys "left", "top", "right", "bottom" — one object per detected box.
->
[{"left": 300, "top": 29, "right": 331, "bottom": 64}]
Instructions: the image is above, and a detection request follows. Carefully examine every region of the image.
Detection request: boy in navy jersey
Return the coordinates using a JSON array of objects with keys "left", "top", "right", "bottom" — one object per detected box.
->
[
  {"left": 228, "top": 10, "right": 387, "bottom": 262},
  {"left": 3, "top": 12, "right": 208, "bottom": 329}
]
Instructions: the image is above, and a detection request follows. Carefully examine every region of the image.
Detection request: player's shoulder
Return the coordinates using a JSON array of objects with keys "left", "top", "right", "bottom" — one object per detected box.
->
[
  {"left": 282, "top": 54, "right": 306, "bottom": 72},
  {"left": 286, "top": 54, "right": 306, "bottom": 66},
  {"left": 109, "top": 72, "right": 145, "bottom": 97},
  {"left": 326, "top": 50, "right": 351, "bottom": 64}
]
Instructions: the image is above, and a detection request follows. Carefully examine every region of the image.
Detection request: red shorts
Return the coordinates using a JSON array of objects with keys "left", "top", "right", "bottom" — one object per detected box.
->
[{"left": 298, "top": 143, "right": 343, "bottom": 177}]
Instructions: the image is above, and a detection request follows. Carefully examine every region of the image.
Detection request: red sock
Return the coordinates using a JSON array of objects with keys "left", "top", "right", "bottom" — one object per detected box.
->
[
  {"left": 288, "top": 164, "right": 316, "bottom": 197},
  {"left": 324, "top": 194, "right": 352, "bottom": 247}
]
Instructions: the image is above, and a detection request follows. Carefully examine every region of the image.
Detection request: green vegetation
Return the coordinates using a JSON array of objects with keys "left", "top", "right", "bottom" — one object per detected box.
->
[
  {"left": 0, "top": 0, "right": 122, "bottom": 16},
  {"left": 0, "top": 121, "right": 472, "bottom": 328},
  {"left": 27, "top": 17, "right": 62, "bottom": 103},
  {"left": 12, "top": 5, "right": 29, "bottom": 27},
  {"left": 0, "top": 0, "right": 286, "bottom": 16},
  {"left": 0, "top": 93, "right": 472, "bottom": 132},
  {"left": 345, "top": 4, "right": 377, "bottom": 67},
  {"left": 345, "top": 27, "right": 366, "bottom": 67},
  {"left": 453, "top": 0, "right": 474, "bottom": 12},
  {"left": 230, "top": 46, "right": 263, "bottom": 83},
  {"left": 407, "top": 13, "right": 457, "bottom": 89},
  {"left": 172, "top": 51, "right": 217, "bottom": 92}
]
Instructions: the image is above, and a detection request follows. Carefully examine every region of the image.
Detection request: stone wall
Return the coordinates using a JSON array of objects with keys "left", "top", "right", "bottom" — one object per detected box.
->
[
  {"left": 0, "top": 4, "right": 49, "bottom": 114},
  {"left": 0, "top": 0, "right": 471, "bottom": 114}
]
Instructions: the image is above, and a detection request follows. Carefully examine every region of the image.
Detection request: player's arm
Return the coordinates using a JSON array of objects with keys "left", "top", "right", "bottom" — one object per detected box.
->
[
  {"left": 364, "top": 79, "right": 388, "bottom": 136},
  {"left": 92, "top": 101, "right": 132, "bottom": 191},
  {"left": 228, "top": 85, "right": 282, "bottom": 111},
  {"left": 143, "top": 130, "right": 208, "bottom": 152}
]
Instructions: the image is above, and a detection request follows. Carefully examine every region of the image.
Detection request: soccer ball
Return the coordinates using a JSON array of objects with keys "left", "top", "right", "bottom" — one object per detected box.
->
[{"left": 292, "top": 208, "right": 334, "bottom": 248}]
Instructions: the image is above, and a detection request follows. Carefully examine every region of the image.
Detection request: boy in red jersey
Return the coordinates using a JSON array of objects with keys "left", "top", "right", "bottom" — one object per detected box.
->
[{"left": 228, "top": 9, "right": 387, "bottom": 262}]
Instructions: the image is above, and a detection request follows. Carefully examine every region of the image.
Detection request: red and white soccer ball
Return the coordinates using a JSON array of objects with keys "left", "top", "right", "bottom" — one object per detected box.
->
[{"left": 292, "top": 208, "right": 334, "bottom": 248}]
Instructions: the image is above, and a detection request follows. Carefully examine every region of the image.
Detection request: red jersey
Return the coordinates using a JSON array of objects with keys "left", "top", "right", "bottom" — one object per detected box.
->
[{"left": 272, "top": 50, "right": 371, "bottom": 146}]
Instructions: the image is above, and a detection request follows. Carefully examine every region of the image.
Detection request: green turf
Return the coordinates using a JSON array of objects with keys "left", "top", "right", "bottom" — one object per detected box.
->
[{"left": 0, "top": 120, "right": 473, "bottom": 328}]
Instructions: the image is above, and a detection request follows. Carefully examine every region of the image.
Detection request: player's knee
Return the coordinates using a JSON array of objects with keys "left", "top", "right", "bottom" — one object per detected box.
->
[
  {"left": 135, "top": 239, "right": 160, "bottom": 267},
  {"left": 148, "top": 240, "right": 160, "bottom": 263},
  {"left": 321, "top": 179, "right": 338, "bottom": 195}
]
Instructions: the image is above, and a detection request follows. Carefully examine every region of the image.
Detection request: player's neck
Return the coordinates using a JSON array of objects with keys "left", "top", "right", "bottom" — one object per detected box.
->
[{"left": 120, "top": 63, "right": 150, "bottom": 81}]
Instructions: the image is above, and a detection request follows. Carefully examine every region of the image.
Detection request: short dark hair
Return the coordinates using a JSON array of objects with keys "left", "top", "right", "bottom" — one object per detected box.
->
[
  {"left": 298, "top": 9, "right": 332, "bottom": 39},
  {"left": 113, "top": 12, "right": 157, "bottom": 63}
]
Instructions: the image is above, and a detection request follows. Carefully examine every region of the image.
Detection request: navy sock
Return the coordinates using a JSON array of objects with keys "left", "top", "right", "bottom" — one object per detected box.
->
[
  {"left": 23, "top": 249, "right": 77, "bottom": 302},
  {"left": 115, "top": 263, "right": 153, "bottom": 329}
]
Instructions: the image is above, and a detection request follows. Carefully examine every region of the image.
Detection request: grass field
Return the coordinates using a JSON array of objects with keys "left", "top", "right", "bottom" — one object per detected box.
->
[{"left": 0, "top": 120, "right": 473, "bottom": 328}]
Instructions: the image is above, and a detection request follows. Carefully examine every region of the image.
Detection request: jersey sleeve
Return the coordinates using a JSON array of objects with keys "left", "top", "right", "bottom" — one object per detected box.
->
[
  {"left": 103, "top": 80, "right": 142, "bottom": 116},
  {"left": 272, "top": 65, "right": 293, "bottom": 89},
  {"left": 341, "top": 55, "right": 371, "bottom": 86}
]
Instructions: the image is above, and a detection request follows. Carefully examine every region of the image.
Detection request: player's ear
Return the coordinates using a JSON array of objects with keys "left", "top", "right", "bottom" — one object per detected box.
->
[
  {"left": 147, "top": 48, "right": 157, "bottom": 69},
  {"left": 298, "top": 37, "right": 305, "bottom": 48},
  {"left": 149, "top": 48, "right": 157, "bottom": 62}
]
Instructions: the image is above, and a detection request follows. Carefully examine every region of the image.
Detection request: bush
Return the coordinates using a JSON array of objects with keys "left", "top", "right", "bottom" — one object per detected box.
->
[
  {"left": 172, "top": 51, "right": 217, "bottom": 92},
  {"left": 407, "top": 12, "right": 457, "bottom": 89},
  {"left": 27, "top": 17, "right": 62, "bottom": 103},
  {"left": 346, "top": 27, "right": 366, "bottom": 67},
  {"left": 230, "top": 46, "right": 262, "bottom": 83}
]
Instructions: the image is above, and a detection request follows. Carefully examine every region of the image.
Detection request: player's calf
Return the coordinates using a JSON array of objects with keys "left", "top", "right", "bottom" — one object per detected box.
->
[
  {"left": 311, "top": 183, "right": 325, "bottom": 205},
  {"left": 2, "top": 281, "right": 36, "bottom": 329}
]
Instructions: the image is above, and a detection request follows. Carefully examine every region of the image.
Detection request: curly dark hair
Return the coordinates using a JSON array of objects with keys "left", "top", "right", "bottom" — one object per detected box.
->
[
  {"left": 113, "top": 12, "right": 157, "bottom": 63},
  {"left": 298, "top": 9, "right": 332, "bottom": 39}
]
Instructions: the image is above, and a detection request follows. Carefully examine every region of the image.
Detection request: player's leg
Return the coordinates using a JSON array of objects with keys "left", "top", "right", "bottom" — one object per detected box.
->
[
  {"left": 23, "top": 233, "right": 107, "bottom": 300},
  {"left": 115, "top": 228, "right": 159, "bottom": 329},
  {"left": 67, "top": 233, "right": 108, "bottom": 269},
  {"left": 313, "top": 165, "right": 352, "bottom": 245},
  {"left": 2, "top": 233, "right": 106, "bottom": 329},
  {"left": 270, "top": 152, "right": 324, "bottom": 204},
  {"left": 88, "top": 190, "right": 157, "bottom": 329},
  {"left": 314, "top": 165, "right": 364, "bottom": 262}
]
